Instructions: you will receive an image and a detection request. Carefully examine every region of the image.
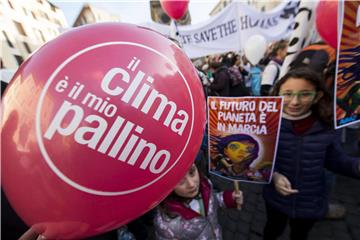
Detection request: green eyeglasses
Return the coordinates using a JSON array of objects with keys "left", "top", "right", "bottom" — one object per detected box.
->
[{"left": 279, "top": 91, "right": 316, "bottom": 102}]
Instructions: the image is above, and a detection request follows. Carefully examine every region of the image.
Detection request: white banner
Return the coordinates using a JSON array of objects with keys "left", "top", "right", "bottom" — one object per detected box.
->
[
  {"left": 236, "top": 0, "right": 298, "bottom": 47},
  {"left": 142, "top": 1, "right": 299, "bottom": 58},
  {"left": 178, "top": 3, "right": 241, "bottom": 58}
]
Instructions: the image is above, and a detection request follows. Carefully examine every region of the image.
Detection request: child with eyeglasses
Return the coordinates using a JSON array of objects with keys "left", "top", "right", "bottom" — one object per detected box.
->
[{"left": 262, "top": 68, "right": 360, "bottom": 240}]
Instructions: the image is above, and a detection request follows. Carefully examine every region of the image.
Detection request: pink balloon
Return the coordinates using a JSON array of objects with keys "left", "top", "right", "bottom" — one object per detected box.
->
[
  {"left": 316, "top": 1, "right": 338, "bottom": 48},
  {"left": 1, "top": 23, "right": 206, "bottom": 239},
  {"left": 160, "top": 0, "right": 189, "bottom": 20}
]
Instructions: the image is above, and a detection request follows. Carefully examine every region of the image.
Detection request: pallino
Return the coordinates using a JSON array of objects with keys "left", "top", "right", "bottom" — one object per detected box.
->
[{"left": 43, "top": 66, "right": 190, "bottom": 174}]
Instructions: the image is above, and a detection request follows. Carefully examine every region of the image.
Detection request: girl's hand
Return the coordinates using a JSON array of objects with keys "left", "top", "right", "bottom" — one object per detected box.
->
[
  {"left": 232, "top": 190, "right": 244, "bottom": 209},
  {"left": 19, "top": 228, "right": 46, "bottom": 240},
  {"left": 272, "top": 172, "right": 299, "bottom": 196}
]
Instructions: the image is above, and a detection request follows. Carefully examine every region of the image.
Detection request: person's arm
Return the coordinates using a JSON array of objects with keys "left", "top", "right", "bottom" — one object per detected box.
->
[
  {"left": 324, "top": 136, "right": 360, "bottom": 178},
  {"left": 153, "top": 210, "right": 179, "bottom": 240},
  {"left": 260, "top": 64, "right": 278, "bottom": 96},
  {"left": 239, "top": 67, "right": 249, "bottom": 76},
  {"left": 260, "top": 85, "right": 272, "bottom": 96},
  {"left": 214, "top": 188, "right": 243, "bottom": 210},
  {"left": 19, "top": 228, "right": 44, "bottom": 240}
]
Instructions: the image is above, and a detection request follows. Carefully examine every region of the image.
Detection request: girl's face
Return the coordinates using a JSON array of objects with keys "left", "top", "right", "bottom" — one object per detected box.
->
[
  {"left": 224, "top": 141, "right": 255, "bottom": 163},
  {"left": 279, "top": 77, "right": 323, "bottom": 117},
  {"left": 174, "top": 164, "right": 200, "bottom": 198}
]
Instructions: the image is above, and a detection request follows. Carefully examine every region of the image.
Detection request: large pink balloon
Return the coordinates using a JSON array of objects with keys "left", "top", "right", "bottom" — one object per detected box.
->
[
  {"left": 1, "top": 23, "right": 206, "bottom": 239},
  {"left": 316, "top": 1, "right": 338, "bottom": 48},
  {"left": 160, "top": 0, "right": 189, "bottom": 20}
]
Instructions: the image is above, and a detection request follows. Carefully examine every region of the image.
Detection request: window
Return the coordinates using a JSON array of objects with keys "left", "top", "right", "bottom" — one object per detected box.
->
[
  {"left": 8, "top": 0, "right": 14, "bottom": 9},
  {"left": 49, "top": 28, "right": 58, "bottom": 37},
  {"left": 34, "top": 29, "right": 46, "bottom": 42},
  {"left": 23, "top": 42, "right": 31, "bottom": 53},
  {"left": 50, "top": 4, "right": 57, "bottom": 12},
  {"left": 31, "top": 11, "right": 37, "bottom": 19},
  {"left": 82, "top": 15, "right": 88, "bottom": 23},
  {"left": 54, "top": 19, "right": 59, "bottom": 25},
  {"left": 160, "top": 13, "right": 170, "bottom": 23},
  {"left": 39, "top": 11, "right": 45, "bottom": 19},
  {"left": 2, "top": 31, "right": 14, "bottom": 48},
  {"left": 14, "top": 21, "right": 27, "bottom": 36},
  {"left": 14, "top": 55, "right": 24, "bottom": 65},
  {"left": 39, "top": 31, "right": 46, "bottom": 42}
]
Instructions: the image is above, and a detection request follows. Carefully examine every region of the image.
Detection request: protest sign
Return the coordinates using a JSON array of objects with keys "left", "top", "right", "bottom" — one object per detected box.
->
[
  {"left": 208, "top": 97, "right": 283, "bottom": 183},
  {"left": 144, "top": 1, "right": 299, "bottom": 58},
  {"left": 335, "top": 0, "right": 360, "bottom": 128}
]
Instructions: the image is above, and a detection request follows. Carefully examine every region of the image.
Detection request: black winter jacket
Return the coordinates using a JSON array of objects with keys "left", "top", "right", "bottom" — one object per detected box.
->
[{"left": 209, "top": 67, "right": 230, "bottom": 96}]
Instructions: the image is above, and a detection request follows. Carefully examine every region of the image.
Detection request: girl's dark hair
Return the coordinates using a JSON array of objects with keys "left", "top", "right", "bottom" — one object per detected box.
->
[
  {"left": 222, "top": 52, "right": 237, "bottom": 67},
  {"left": 271, "top": 67, "right": 333, "bottom": 127},
  {"left": 159, "top": 193, "right": 190, "bottom": 218}
]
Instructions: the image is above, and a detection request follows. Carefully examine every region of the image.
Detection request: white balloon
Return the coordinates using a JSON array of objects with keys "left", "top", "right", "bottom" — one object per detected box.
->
[{"left": 244, "top": 35, "right": 267, "bottom": 65}]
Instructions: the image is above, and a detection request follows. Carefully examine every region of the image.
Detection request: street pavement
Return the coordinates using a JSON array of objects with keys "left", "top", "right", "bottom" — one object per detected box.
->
[{"left": 211, "top": 173, "right": 360, "bottom": 240}]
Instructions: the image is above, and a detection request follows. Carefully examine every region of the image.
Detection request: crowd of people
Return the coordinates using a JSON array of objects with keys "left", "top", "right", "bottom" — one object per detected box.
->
[
  {"left": 193, "top": 39, "right": 291, "bottom": 98},
  {"left": 188, "top": 39, "right": 359, "bottom": 240},
  {"left": 4, "top": 38, "right": 360, "bottom": 240}
]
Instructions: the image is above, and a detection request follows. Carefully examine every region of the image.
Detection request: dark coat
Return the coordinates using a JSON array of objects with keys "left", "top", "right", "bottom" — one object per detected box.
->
[
  {"left": 209, "top": 67, "right": 230, "bottom": 96},
  {"left": 263, "top": 118, "right": 360, "bottom": 219}
]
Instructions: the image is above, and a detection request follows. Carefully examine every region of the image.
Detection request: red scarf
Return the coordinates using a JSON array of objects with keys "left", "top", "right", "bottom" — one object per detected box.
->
[{"left": 292, "top": 114, "right": 316, "bottom": 135}]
